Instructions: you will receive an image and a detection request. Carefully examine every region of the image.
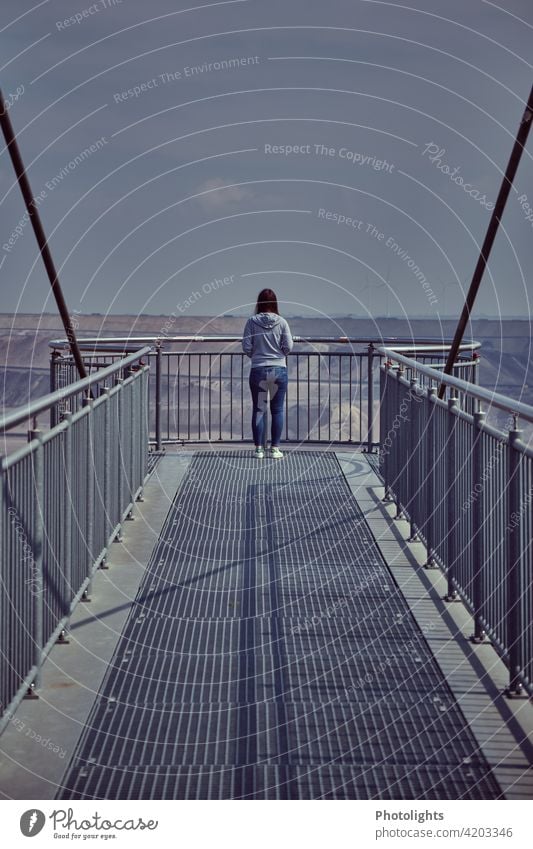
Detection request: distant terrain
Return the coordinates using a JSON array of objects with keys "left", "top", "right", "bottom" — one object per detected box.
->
[{"left": 1, "top": 314, "right": 531, "bottom": 441}]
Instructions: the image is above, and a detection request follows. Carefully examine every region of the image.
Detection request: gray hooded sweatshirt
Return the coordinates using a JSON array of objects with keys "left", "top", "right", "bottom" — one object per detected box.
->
[{"left": 242, "top": 313, "right": 293, "bottom": 368}]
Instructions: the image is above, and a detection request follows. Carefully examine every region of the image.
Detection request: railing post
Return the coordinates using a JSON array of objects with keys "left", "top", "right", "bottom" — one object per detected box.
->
[
  {"left": 379, "top": 363, "right": 390, "bottom": 499},
  {"left": 472, "top": 352, "right": 480, "bottom": 386},
  {"left": 116, "top": 377, "right": 124, "bottom": 521},
  {"left": 366, "top": 343, "right": 374, "bottom": 453},
  {"left": 29, "top": 431, "right": 44, "bottom": 694},
  {"left": 387, "top": 366, "right": 400, "bottom": 500},
  {"left": 129, "top": 373, "right": 136, "bottom": 508},
  {"left": 138, "top": 367, "right": 147, "bottom": 496},
  {"left": 49, "top": 350, "right": 61, "bottom": 430},
  {"left": 471, "top": 408, "right": 487, "bottom": 642},
  {"left": 407, "top": 378, "right": 419, "bottom": 541},
  {"left": 82, "top": 395, "right": 94, "bottom": 597},
  {"left": 262, "top": 381, "right": 269, "bottom": 451},
  {"left": 382, "top": 362, "right": 397, "bottom": 503},
  {"left": 445, "top": 396, "right": 460, "bottom": 601},
  {"left": 58, "top": 410, "right": 72, "bottom": 643},
  {"left": 424, "top": 386, "right": 437, "bottom": 567},
  {"left": 155, "top": 343, "right": 162, "bottom": 451},
  {"left": 393, "top": 365, "right": 405, "bottom": 519},
  {"left": 506, "top": 424, "right": 525, "bottom": 696},
  {"left": 102, "top": 386, "right": 112, "bottom": 556}
]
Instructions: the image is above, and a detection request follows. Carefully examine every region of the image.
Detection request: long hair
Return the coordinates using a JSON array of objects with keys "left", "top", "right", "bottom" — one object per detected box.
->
[{"left": 255, "top": 288, "right": 279, "bottom": 314}]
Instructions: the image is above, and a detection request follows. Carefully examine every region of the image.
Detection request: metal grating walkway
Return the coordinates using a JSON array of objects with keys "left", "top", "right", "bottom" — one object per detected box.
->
[{"left": 57, "top": 451, "right": 502, "bottom": 800}]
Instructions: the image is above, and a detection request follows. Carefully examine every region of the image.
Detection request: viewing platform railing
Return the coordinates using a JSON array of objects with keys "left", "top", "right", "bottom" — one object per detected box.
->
[
  {"left": 379, "top": 348, "right": 533, "bottom": 697},
  {"left": 0, "top": 348, "right": 150, "bottom": 733},
  {"left": 8, "top": 332, "right": 522, "bottom": 736},
  {"left": 48, "top": 335, "right": 481, "bottom": 451}
]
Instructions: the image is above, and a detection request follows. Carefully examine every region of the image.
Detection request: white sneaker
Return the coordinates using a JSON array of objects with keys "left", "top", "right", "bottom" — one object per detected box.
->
[
  {"left": 270, "top": 447, "right": 283, "bottom": 459},
  {"left": 254, "top": 446, "right": 265, "bottom": 459}
]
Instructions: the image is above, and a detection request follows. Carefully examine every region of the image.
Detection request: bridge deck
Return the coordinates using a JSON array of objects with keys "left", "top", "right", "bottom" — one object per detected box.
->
[{"left": 53, "top": 450, "right": 503, "bottom": 800}]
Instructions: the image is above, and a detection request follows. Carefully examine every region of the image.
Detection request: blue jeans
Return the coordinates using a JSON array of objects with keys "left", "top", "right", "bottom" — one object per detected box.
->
[{"left": 249, "top": 366, "right": 288, "bottom": 447}]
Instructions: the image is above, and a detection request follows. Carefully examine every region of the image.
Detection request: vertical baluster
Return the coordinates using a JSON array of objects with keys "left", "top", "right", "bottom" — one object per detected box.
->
[
  {"left": 296, "top": 353, "right": 300, "bottom": 441},
  {"left": 445, "top": 396, "right": 460, "bottom": 600},
  {"left": 229, "top": 354, "right": 233, "bottom": 440},
  {"left": 367, "top": 344, "right": 374, "bottom": 453},
  {"left": 240, "top": 354, "right": 244, "bottom": 441},
  {"left": 58, "top": 411, "right": 72, "bottom": 641},
  {"left": 155, "top": 344, "right": 162, "bottom": 451},
  {"left": 471, "top": 408, "right": 487, "bottom": 641},
  {"left": 29, "top": 432, "right": 44, "bottom": 693},
  {"left": 83, "top": 396, "right": 95, "bottom": 598},
  {"left": 506, "top": 424, "right": 525, "bottom": 695},
  {"left": 199, "top": 354, "right": 202, "bottom": 441},
  {"left": 422, "top": 387, "right": 437, "bottom": 566}
]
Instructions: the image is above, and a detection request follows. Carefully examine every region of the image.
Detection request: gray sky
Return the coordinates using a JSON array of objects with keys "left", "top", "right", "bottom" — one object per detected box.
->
[{"left": 1, "top": 0, "right": 532, "bottom": 322}]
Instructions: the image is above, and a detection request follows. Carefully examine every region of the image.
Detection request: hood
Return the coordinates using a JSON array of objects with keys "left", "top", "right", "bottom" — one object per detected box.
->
[{"left": 252, "top": 312, "right": 281, "bottom": 328}]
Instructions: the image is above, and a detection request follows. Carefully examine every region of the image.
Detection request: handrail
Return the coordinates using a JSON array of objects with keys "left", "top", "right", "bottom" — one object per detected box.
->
[
  {"left": 48, "top": 334, "right": 481, "bottom": 351},
  {"left": 379, "top": 346, "right": 533, "bottom": 425},
  {"left": 0, "top": 346, "right": 152, "bottom": 434},
  {"left": 44, "top": 336, "right": 481, "bottom": 449},
  {"left": 0, "top": 357, "right": 149, "bottom": 722}
]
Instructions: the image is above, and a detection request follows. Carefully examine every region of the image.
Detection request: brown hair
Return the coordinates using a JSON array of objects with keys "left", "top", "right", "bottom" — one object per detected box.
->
[{"left": 255, "top": 288, "right": 279, "bottom": 314}]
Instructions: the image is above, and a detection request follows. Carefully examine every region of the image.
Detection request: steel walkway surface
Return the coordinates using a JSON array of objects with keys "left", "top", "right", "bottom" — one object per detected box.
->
[{"left": 56, "top": 451, "right": 502, "bottom": 800}]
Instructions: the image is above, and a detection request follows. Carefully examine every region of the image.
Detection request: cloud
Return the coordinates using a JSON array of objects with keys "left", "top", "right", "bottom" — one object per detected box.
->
[{"left": 195, "top": 177, "right": 253, "bottom": 212}]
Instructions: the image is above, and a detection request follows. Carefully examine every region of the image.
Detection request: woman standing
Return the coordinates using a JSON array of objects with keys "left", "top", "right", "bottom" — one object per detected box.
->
[{"left": 242, "top": 289, "right": 293, "bottom": 458}]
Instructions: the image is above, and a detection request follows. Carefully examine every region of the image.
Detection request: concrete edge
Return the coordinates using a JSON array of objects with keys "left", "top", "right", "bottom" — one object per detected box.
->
[
  {"left": 0, "top": 453, "right": 195, "bottom": 800},
  {"left": 336, "top": 450, "right": 533, "bottom": 801}
]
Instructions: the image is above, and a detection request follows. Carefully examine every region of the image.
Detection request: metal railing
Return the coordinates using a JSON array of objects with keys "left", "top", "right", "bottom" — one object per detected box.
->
[
  {"left": 49, "top": 336, "right": 480, "bottom": 451},
  {"left": 379, "top": 348, "right": 533, "bottom": 697},
  {"left": 0, "top": 348, "right": 150, "bottom": 732}
]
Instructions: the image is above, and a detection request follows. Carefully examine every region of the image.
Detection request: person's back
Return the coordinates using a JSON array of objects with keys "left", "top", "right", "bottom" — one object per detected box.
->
[
  {"left": 242, "top": 311, "right": 293, "bottom": 368},
  {"left": 242, "top": 289, "right": 293, "bottom": 458}
]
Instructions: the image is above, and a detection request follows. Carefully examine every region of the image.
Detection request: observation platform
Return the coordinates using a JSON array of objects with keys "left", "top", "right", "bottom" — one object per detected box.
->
[{"left": 0, "top": 447, "right": 531, "bottom": 800}]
